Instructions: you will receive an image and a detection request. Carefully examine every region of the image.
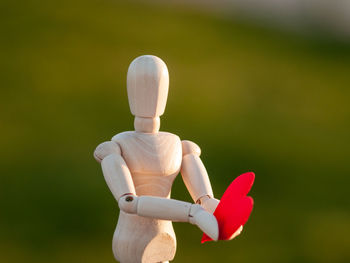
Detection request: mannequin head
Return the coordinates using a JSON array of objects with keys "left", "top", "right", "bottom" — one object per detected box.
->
[{"left": 127, "top": 55, "right": 169, "bottom": 133}]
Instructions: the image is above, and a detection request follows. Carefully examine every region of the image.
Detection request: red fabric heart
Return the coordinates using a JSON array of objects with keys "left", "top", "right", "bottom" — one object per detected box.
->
[{"left": 202, "top": 172, "right": 255, "bottom": 243}]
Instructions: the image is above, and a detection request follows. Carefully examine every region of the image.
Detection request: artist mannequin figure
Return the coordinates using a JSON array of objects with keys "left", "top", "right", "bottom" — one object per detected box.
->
[{"left": 94, "top": 55, "right": 243, "bottom": 263}]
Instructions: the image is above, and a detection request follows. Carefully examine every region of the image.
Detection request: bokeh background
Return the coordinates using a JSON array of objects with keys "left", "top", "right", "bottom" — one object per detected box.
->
[{"left": 1, "top": 0, "right": 349, "bottom": 262}]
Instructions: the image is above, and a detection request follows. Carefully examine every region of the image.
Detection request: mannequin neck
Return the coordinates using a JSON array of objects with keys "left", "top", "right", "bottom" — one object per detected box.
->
[{"left": 134, "top": 116, "right": 160, "bottom": 133}]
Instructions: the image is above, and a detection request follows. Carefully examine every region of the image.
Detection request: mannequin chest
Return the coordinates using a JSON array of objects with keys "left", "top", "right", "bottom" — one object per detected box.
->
[{"left": 112, "top": 131, "right": 182, "bottom": 177}]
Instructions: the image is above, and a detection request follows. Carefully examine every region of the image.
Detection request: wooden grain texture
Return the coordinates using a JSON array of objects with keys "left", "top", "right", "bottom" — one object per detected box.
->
[
  {"left": 111, "top": 131, "right": 180, "bottom": 262},
  {"left": 95, "top": 55, "right": 220, "bottom": 263}
]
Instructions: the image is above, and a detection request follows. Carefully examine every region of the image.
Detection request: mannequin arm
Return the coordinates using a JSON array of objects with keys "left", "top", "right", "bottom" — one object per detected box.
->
[
  {"left": 181, "top": 141, "right": 243, "bottom": 240},
  {"left": 180, "top": 140, "right": 243, "bottom": 239},
  {"left": 180, "top": 140, "right": 219, "bottom": 210},
  {"left": 94, "top": 141, "right": 136, "bottom": 200},
  {"left": 94, "top": 140, "right": 219, "bottom": 240}
]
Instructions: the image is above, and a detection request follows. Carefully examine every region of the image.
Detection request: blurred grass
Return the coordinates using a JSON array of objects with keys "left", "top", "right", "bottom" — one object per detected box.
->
[{"left": 1, "top": 0, "right": 350, "bottom": 262}]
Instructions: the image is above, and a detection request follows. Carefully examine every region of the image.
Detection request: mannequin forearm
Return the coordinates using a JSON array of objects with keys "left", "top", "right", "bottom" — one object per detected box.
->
[
  {"left": 118, "top": 194, "right": 219, "bottom": 240},
  {"left": 119, "top": 195, "right": 191, "bottom": 221}
]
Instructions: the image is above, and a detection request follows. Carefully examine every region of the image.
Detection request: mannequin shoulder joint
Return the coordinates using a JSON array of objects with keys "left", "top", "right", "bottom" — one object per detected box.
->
[
  {"left": 182, "top": 140, "right": 201, "bottom": 156},
  {"left": 94, "top": 141, "right": 121, "bottom": 163}
]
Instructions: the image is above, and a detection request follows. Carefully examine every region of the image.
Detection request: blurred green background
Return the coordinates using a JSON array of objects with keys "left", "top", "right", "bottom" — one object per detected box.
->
[{"left": 1, "top": 0, "right": 349, "bottom": 262}]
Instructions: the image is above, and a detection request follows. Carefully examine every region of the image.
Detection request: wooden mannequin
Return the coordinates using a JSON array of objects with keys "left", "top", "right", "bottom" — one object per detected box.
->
[{"left": 94, "top": 55, "right": 242, "bottom": 263}]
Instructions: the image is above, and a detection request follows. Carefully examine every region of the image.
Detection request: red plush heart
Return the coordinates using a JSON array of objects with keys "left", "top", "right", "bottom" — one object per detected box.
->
[{"left": 202, "top": 172, "right": 255, "bottom": 243}]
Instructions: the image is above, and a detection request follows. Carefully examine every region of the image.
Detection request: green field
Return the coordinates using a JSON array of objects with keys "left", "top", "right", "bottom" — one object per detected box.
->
[{"left": 1, "top": 0, "right": 349, "bottom": 262}]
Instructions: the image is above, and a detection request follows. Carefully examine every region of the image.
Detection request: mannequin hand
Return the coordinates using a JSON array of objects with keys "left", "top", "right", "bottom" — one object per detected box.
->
[{"left": 199, "top": 196, "right": 244, "bottom": 240}]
